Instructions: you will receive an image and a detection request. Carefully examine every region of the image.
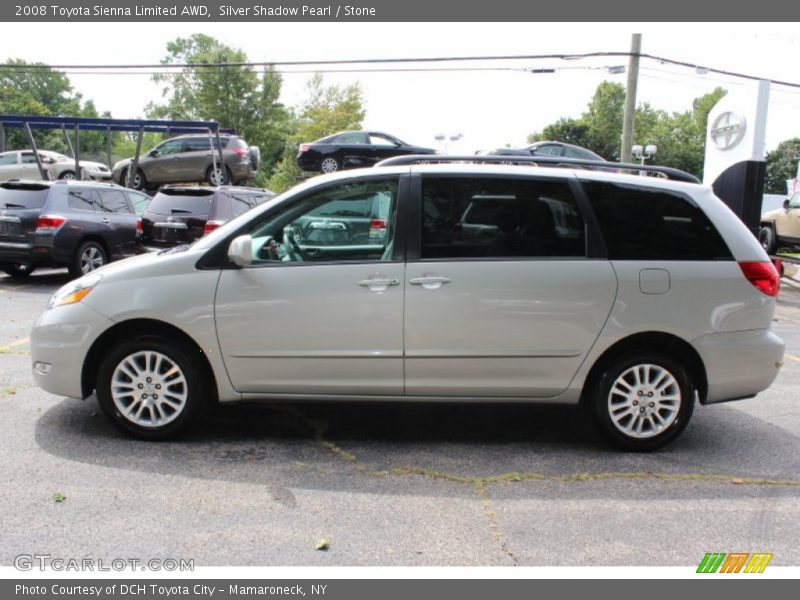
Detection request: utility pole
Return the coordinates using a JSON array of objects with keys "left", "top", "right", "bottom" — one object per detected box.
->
[{"left": 620, "top": 33, "right": 641, "bottom": 164}]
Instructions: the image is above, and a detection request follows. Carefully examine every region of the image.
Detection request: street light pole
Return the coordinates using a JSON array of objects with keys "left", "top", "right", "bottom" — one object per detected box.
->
[{"left": 621, "top": 33, "right": 642, "bottom": 164}]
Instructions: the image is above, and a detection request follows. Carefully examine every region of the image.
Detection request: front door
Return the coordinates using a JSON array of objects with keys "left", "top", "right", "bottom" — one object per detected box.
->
[
  {"left": 403, "top": 174, "right": 617, "bottom": 397},
  {"left": 215, "top": 176, "right": 405, "bottom": 395}
]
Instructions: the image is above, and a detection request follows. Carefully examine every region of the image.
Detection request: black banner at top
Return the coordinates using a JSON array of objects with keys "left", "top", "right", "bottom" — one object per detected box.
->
[{"left": 2, "top": 0, "right": 800, "bottom": 21}]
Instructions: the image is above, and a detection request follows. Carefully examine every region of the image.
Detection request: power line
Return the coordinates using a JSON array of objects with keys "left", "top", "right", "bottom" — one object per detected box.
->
[{"left": 1, "top": 51, "right": 799, "bottom": 89}]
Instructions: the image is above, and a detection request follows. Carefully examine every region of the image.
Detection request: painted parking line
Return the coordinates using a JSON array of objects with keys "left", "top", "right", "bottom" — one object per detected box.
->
[
  {"left": 0, "top": 337, "right": 30, "bottom": 353},
  {"left": 784, "top": 353, "right": 800, "bottom": 364}
]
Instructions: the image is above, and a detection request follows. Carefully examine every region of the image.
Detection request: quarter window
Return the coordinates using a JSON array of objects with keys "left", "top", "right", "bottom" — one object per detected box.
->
[
  {"left": 127, "top": 191, "right": 151, "bottom": 216},
  {"left": 420, "top": 176, "right": 586, "bottom": 259},
  {"left": 582, "top": 181, "right": 733, "bottom": 260},
  {"left": 244, "top": 179, "right": 399, "bottom": 264}
]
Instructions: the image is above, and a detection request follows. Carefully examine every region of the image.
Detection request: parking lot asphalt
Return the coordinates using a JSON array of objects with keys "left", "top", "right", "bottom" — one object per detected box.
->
[{"left": 1, "top": 269, "right": 799, "bottom": 567}]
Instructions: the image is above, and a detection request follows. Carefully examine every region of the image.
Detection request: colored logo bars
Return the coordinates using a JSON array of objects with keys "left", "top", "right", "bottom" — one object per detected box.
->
[{"left": 697, "top": 552, "right": 773, "bottom": 573}]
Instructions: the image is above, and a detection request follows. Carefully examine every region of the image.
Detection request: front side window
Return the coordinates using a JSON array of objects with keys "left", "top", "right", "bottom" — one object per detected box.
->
[
  {"left": 97, "top": 190, "right": 131, "bottom": 213},
  {"left": 21, "top": 152, "right": 40, "bottom": 164},
  {"left": 582, "top": 181, "right": 733, "bottom": 260},
  {"left": 421, "top": 176, "right": 586, "bottom": 259},
  {"left": 532, "top": 144, "right": 562, "bottom": 157},
  {"left": 244, "top": 178, "right": 399, "bottom": 264},
  {"left": 369, "top": 134, "right": 396, "bottom": 147},
  {"left": 68, "top": 190, "right": 96, "bottom": 212},
  {"left": 0, "top": 153, "right": 17, "bottom": 166}
]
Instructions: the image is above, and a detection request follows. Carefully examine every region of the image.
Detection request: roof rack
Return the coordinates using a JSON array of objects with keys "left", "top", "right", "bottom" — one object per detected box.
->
[{"left": 375, "top": 154, "right": 700, "bottom": 184}]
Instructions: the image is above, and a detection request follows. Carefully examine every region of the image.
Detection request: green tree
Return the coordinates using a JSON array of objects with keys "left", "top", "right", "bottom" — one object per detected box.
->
[
  {"left": 765, "top": 138, "right": 800, "bottom": 194},
  {"left": 147, "top": 34, "right": 294, "bottom": 178},
  {"left": 267, "top": 74, "right": 365, "bottom": 193},
  {"left": 527, "top": 83, "right": 727, "bottom": 178},
  {"left": 0, "top": 59, "right": 114, "bottom": 162}
]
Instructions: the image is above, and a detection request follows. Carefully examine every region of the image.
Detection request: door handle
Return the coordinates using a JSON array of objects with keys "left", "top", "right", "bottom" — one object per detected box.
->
[
  {"left": 100, "top": 218, "right": 111, "bottom": 224},
  {"left": 358, "top": 277, "right": 400, "bottom": 291},
  {"left": 409, "top": 275, "right": 451, "bottom": 289}
]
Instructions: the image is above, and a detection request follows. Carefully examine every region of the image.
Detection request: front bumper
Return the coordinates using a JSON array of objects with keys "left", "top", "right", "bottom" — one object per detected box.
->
[
  {"left": 694, "top": 329, "right": 785, "bottom": 404},
  {"left": 31, "top": 302, "right": 115, "bottom": 399}
]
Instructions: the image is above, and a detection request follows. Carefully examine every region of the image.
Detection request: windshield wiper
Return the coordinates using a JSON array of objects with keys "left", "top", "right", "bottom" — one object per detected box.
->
[
  {"left": 170, "top": 208, "right": 192, "bottom": 214},
  {"left": 158, "top": 244, "right": 191, "bottom": 255},
  {"left": 1, "top": 203, "right": 26, "bottom": 209}
]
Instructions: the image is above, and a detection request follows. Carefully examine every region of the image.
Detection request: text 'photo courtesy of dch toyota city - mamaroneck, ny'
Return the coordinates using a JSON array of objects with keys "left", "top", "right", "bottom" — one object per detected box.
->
[{"left": 0, "top": 1, "right": 799, "bottom": 595}]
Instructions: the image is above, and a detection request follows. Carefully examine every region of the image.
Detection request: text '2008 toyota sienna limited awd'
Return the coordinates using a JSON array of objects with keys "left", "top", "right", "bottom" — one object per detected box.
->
[{"left": 30, "top": 158, "right": 785, "bottom": 450}]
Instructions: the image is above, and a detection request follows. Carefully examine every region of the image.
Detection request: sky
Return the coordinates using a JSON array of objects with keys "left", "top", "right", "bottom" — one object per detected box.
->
[{"left": 2, "top": 22, "right": 799, "bottom": 156}]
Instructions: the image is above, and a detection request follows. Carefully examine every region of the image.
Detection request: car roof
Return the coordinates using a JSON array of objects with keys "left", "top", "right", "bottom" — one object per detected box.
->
[
  {"left": 157, "top": 185, "right": 270, "bottom": 194},
  {"left": 0, "top": 179, "right": 128, "bottom": 190}
]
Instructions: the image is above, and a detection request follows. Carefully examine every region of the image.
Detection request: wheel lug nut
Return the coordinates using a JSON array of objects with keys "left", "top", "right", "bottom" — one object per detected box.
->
[
  {"left": 155, "top": 384, "right": 161, "bottom": 390},
  {"left": 146, "top": 377, "right": 152, "bottom": 383},
  {"left": 633, "top": 400, "right": 638, "bottom": 406},
  {"left": 153, "top": 394, "right": 158, "bottom": 400},
  {"left": 639, "top": 407, "right": 645, "bottom": 413},
  {"left": 637, "top": 391, "right": 643, "bottom": 396},
  {"left": 648, "top": 392, "right": 653, "bottom": 397},
  {"left": 142, "top": 394, "right": 147, "bottom": 399},
  {"left": 649, "top": 402, "right": 655, "bottom": 407}
]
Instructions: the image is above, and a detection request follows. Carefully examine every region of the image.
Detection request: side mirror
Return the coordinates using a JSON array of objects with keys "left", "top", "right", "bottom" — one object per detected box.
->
[
  {"left": 148, "top": 149, "right": 159, "bottom": 158},
  {"left": 227, "top": 234, "right": 252, "bottom": 267},
  {"left": 784, "top": 199, "right": 791, "bottom": 209}
]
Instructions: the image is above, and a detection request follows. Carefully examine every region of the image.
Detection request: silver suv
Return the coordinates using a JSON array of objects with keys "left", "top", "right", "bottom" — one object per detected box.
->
[{"left": 30, "top": 159, "right": 784, "bottom": 450}]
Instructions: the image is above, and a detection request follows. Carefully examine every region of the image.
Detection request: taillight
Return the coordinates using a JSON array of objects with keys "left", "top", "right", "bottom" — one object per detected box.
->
[
  {"left": 203, "top": 220, "right": 224, "bottom": 235},
  {"left": 370, "top": 218, "right": 387, "bottom": 230},
  {"left": 369, "top": 218, "right": 387, "bottom": 241},
  {"left": 136, "top": 218, "right": 143, "bottom": 234},
  {"left": 36, "top": 215, "right": 66, "bottom": 231},
  {"left": 298, "top": 144, "right": 311, "bottom": 153},
  {"left": 739, "top": 261, "right": 780, "bottom": 297},
  {"left": 233, "top": 146, "right": 247, "bottom": 158}
]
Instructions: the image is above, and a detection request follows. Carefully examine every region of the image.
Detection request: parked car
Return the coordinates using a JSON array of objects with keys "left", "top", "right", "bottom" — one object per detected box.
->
[
  {"left": 479, "top": 141, "right": 606, "bottom": 162},
  {"left": 0, "top": 179, "right": 147, "bottom": 278},
  {"left": 0, "top": 149, "right": 112, "bottom": 182},
  {"left": 31, "top": 160, "right": 783, "bottom": 450},
  {"left": 139, "top": 185, "right": 275, "bottom": 249},
  {"left": 759, "top": 191, "right": 800, "bottom": 254},
  {"left": 111, "top": 134, "right": 261, "bottom": 191},
  {"left": 296, "top": 131, "right": 436, "bottom": 173}
]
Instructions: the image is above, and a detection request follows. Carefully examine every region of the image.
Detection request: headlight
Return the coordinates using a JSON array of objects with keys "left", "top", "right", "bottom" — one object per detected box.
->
[{"left": 48, "top": 274, "right": 103, "bottom": 309}]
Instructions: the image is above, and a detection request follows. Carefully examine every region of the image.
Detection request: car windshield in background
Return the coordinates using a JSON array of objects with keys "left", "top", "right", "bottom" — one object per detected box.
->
[
  {"left": 147, "top": 190, "right": 215, "bottom": 215},
  {"left": 0, "top": 184, "right": 50, "bottom": 209}
]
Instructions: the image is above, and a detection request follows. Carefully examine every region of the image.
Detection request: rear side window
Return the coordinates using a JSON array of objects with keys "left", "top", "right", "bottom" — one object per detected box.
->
[
  {"left": 97, "top": 190, "right": 131, "bottom": 214},
  {"left": 0, "top": 185, "right": 49, "bottom": 209},
  {"left": 68, "top": 190, "right": 96, "bottom": 212},
  {"left": 147, "top": 190, "right": 214, "bottom": 216},
  {"left": 421, "top": 176, "right": 586, "bottom": 259},
  {"left": 582, "top": 181, "right": 732, "bottom": 260}
]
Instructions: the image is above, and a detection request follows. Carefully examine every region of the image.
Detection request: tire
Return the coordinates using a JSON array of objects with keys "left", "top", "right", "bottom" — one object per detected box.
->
[
  {"left": 759, "top": 226, "right": 777, "bottom": 255},
  {"left": 58, "top": 170, "right": 76, "bottom": 181},
  {"left": 1, "top": 263, "right": 36, "bottom": 278},
  {"left": 588, "top": 352, "right": 695, "bottom": 451},
  {"left": 95, "top": 336, "right": 209, "bottom": 439},
  {"left": 69, "top": 240, "right": 107, "bottom": 278},
  {"left": 206, "top": 164, "right": 233, "bottom": 186},
  {"left": 319, "top": 157, "right": 340, "bottom": 173},
  {"left": 121, "top": 168, "right": 146, "bottom": 191}
]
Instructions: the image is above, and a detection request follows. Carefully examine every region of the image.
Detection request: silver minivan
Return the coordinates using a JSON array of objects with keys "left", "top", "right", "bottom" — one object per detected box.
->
[{"left": 30, "top": 160, "right": 785, "bottom": 450}]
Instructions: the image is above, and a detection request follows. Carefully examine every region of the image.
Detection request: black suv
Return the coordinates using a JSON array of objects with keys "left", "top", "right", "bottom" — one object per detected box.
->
[
  {"left": 0, "top": 179, "right": 149, "bottom": 279},
  {"left": 139, "top": 185, "right": 275, "bottom": 249}
]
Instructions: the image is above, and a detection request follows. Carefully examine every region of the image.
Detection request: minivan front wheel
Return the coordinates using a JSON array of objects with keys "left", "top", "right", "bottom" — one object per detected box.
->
[
  {"left": 70, "top": 241, "right": 107, "bottom": 278},
  {"left": 96, "top": 337, "right": 209, "bottom": 439},
  {"left": 589, "top": 352, "right": 694, "bottom": 451}
]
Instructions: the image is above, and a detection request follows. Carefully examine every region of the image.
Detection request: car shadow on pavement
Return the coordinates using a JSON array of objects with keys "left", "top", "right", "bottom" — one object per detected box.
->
[{"left": 34, "top": 396, "right": 800, "bottom": 500}]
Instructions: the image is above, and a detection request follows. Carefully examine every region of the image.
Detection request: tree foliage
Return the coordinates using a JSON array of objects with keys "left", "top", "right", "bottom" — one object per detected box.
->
[
  {"left": 528, "top": 82, "right": 727, "bottom": 178},
  {"left": 147, "top": 34, "right": 294, "bottom": 178},
  {"left": 267, "top": 73, "right": 366, "bottom": 193},
  {"left": 0, "top": 59, "right": 109, "bottom": 159},
  {"left": 765, "top": 138, "right": 800, "bottom": 195}
]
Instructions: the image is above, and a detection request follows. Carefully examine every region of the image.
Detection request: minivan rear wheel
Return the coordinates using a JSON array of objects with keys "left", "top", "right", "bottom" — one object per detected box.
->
[
  {"left": 70, "top": 241, "right": 107, "bottom": 278},
  {"left": 589, "top": 352, "right": 694, "bottom": 451},
  {"left": 96, "top": 336, "right": 209, "bottom": 439}
]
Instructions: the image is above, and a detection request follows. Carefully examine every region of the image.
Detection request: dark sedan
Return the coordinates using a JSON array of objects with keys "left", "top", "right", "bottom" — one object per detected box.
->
[
  {"left": 481, "top": 141, "right": 606, "bottom": 162},
  {"left": 297, "top": 131, "right": 437, "bottom": 173}
]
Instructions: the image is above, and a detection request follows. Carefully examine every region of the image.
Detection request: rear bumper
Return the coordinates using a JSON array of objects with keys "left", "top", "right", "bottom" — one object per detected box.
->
[
  {"left": 694, "top": 329, "right": 785, "bottom": 404},
  {"left": 296, "top": 154, "right": 318, "bottom": 171}
]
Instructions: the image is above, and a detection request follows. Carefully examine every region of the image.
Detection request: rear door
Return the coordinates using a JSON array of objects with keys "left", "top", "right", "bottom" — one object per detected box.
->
[
  {"left": 95, "top": 188, "right": 138, "bottom": 258},
  {"left": 19, "top": 152, "right": 43, "bottom": 179},
  {"left": 180, "top": 137, "right": 215, "bottom": 180},
  {"left": 403, "top": 173, "right": 617, "bottom": 397},
  {"left": 336, "top": 132, "right": 372, "bottom": 168}
]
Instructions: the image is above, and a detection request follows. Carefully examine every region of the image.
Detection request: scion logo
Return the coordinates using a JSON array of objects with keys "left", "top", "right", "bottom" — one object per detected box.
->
[
  {"left": 696, "top": 552, "right": 773, "bottom": 573},
  {"left": 710, "top": 111, "right": 747, "bottom": 150}
]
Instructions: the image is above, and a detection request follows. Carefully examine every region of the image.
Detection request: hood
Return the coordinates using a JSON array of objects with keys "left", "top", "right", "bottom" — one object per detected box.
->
[
  {"left": 762, "top": 207, "right": 785, "bottom": 221},
  {"left": 112, "top": 158, "right": 132, "bottom": 171}
]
